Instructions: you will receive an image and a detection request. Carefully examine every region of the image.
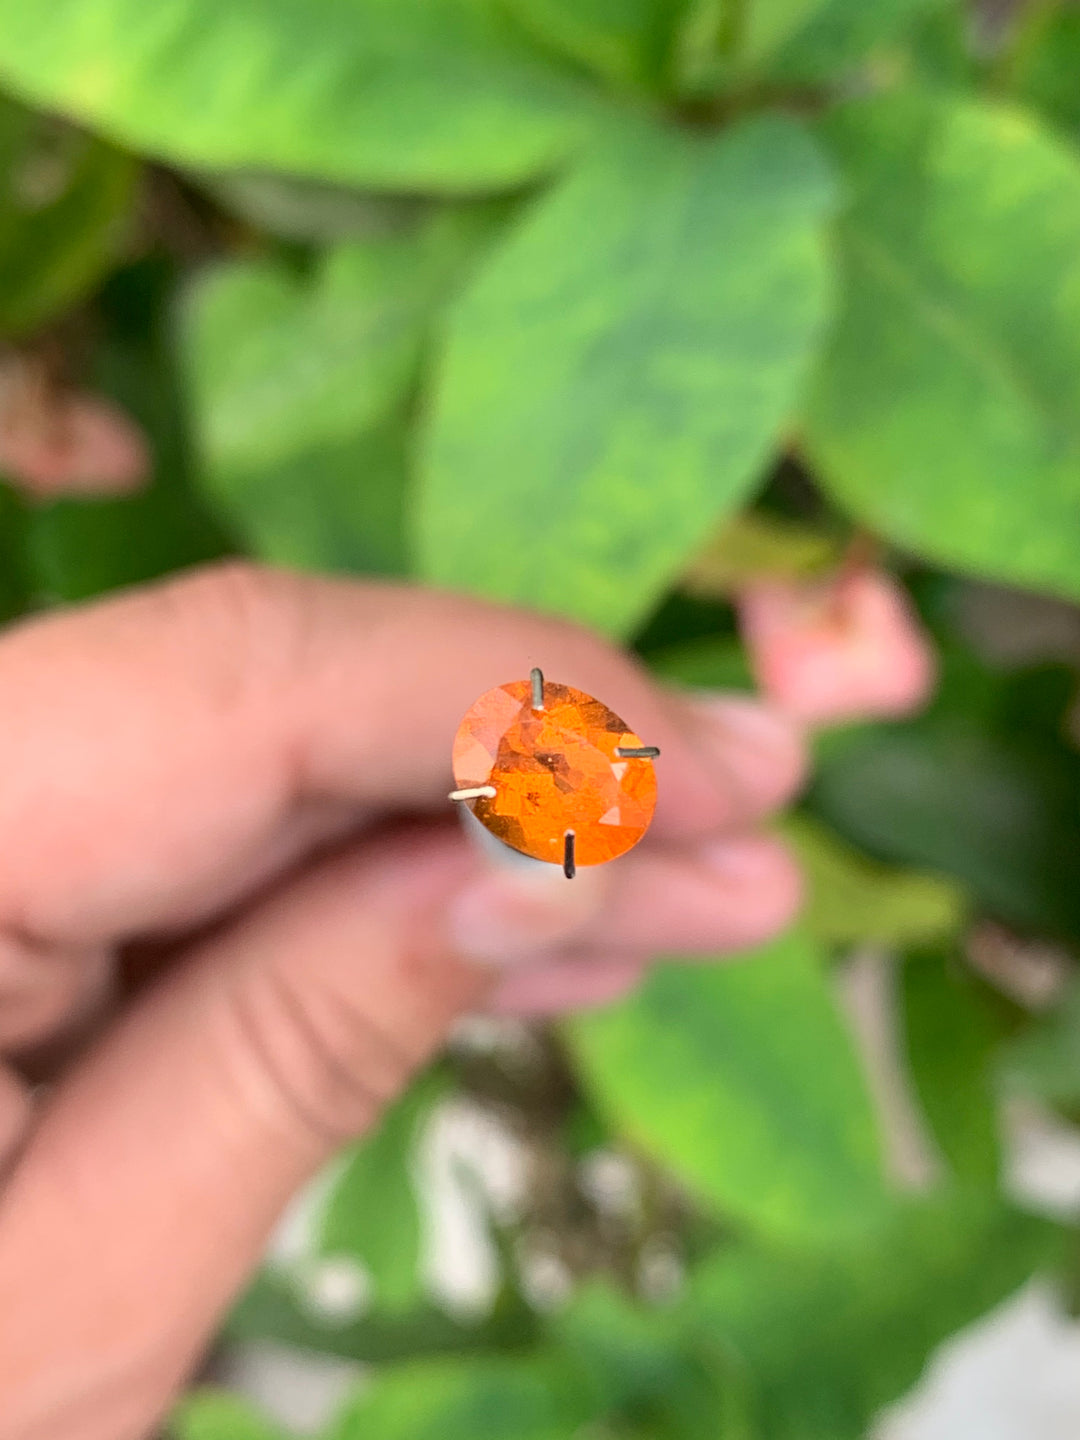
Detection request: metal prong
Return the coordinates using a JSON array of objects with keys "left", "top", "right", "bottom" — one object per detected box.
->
[
  {"left": 449, "top": 785, "right": 497, "bottom": 802},
  {"left": 530, "top": 666, "right": 545, "bottom": 710},
  {"left": 615, "top": 745, "right": 660, "bottom": 759},
  {"left": 563, "top": 830, "right": 576, "bottom": 879}
]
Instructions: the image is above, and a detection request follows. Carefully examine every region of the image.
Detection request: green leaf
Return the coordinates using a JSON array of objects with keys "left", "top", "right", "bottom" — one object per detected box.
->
[
  {"left": 631, "top": 588, "right": 733, "bottom": 654},
  {"left": 27, "top": 270, "right": 230, "bottom": 601},
  {"left": 670, "top": 0, "right": 729, "bottom": 92},
  {"left": 182, "top": 208, "right": 500, "bottom": 575},
  {"left": 674, "top": 0, "right": 831, "bottom": 87},
  {"left": 226, "top": 1268, "right": 539, "bottom": 1364},
  {"left": 202, "top": 424, "right": 411, "bottom": 577},
  {"left": 680, "top": 510, "right": 841, "bottom": 598},
  {"left": 740, "top": 0, "right": 834, "bottom": 66},
  {"left": 1011, "top": 4, "right": 1080, "bottom": 143},
  {"left": 318, "top": 1068, "right": 445, "bottom": 1314},
  {"left": 29, "top": 479, "right": 230, "bottom": 602},
  {"left": 169, "top": 1389, "right": 286, "bottom": 1440},
  {"left": 566, "top": 931, "right": 885, "bottom": 1244},
  {"left": 765, "top": 0, "right": 945, "bottom": 83},
  {"left": 0, "top": 483, "right": 33, "bottom": 621},
  {"left": 0, "top": 0, "right": 600, "bottom": 193},
  {"left": 782, "top": 813, "right": 968, "bottom": 949},
  {"left": 901, "top": 946, "right": 1005, "bottom": 1184},
  {"left": 808, "top": 699, "right": 1080, "bottom": 945},
  {"left": 0, "top": 95, "right": 135, "bottom": 338},
  {"left": 806, "top": 91, "right": 1080, "bottom": 603},
  {"left": 673, "top": 0, "right": 942, "bottom": 92},
  {"left": 504, "top": 0, "right": 684, "bottom": 89},
  {"left": 325, "top": 1357, "right": 585, "bottom": 1440},
  {"left": 901, "top": 1, "right": 976, "bottom": 87},
  {"left": 645, "top": 636, "right": 755, "bottom": 691},
  {"left": 1002, "top": 977, "right": 1080, "bottom": 1113},
  {"left": 550, "top": 1285, "right": 738, "bottom": 1440},
  {"left": 195, "top": 172, "right": 433, "bottom": 246},
  {"left": 691, "top": 1194, "right": 1058, "bottom": 1440},
  {"left": 420, "top": 115, "right": 836, "bottom": 636}
]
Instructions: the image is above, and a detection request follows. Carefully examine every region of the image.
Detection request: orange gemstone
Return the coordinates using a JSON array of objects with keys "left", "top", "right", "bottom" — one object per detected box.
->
[{"left": 452, "top": 677, "right": 658, "bottom": 867}]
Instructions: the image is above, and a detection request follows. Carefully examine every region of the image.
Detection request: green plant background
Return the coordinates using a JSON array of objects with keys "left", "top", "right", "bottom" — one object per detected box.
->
[{"left": 1, "top": 1, "right": 1080, "bottom": 1436}]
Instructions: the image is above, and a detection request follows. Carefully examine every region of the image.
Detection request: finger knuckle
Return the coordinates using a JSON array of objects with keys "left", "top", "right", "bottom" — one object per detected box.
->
[
  {"left": 161, "top": 560, "right": 290, "bottom": 648},
  {"left": 161, "top": 557, "right": 278, "bottom": 618},
  {"left": 151, "top": 560, "right": 314, "bottom": 710},
  {"left": 224, "top": 964, "right": 415, "bottom": 1149}
]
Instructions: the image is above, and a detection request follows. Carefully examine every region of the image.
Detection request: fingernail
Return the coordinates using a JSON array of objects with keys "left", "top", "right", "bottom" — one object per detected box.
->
[
  {"left": 682, "top": 694, "right": 807, "bottom": 810},
  {"left": 448, "top": 863, "right": 611, "bottom": 967}
]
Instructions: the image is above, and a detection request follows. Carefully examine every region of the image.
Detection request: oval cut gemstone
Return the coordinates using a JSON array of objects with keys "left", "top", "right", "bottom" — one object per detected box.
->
[{"left": 452, "top": 677, "right": 658, "bottom": 867}]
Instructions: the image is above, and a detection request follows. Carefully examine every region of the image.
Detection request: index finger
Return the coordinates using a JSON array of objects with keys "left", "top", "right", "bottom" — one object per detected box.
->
[{"left": 0, "top": 563, "right": 803, "bottom": 945}]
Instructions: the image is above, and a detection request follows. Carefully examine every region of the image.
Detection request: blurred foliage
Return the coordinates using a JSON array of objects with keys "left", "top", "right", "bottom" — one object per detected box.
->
[
  {"left": 0, "top": 483, "right": 31, "bottom": 619},
  {"left": 809, "top": 652, "right": 1080, "bottom": 944},
  {"left": 686, "top": 1193, "right": 1059, "bottom": 1439},
  {"left": 567, "top": 933, "right": 888, "bottom": 1244},
  {"left": 315, "top": 1066, "right": 447, "bottom": 1314},
  {"left": 782, "top": 813, "right": 969, "bottom": 948},
  {"left": 0, "top": 93, "right": 135, "bottom": 337},
  {"left": 323, "top": 1356, "right": 588, "bottom": 1440},
  {"left": 28, "top": 257, "right": 232, "bottom": 598},
  {"left": 805, "top": 89, "right": 1080, "bottom": 603},
  {"left": 1003, "top": 976, "right": 1080, "bottom": 1115},
  {"left": 172, "top": 1391, "right": 289, "bottom": 1440},
  {"left": 2, "top": 1, "right": 1080, "bottom": 1437},
  {"left": 182, "top": 205, "right": 507, "bottom": 575},
  {"left": 418, "top": 114, "right": 835, "bottom": 635},
  {"left": 680, "top": 511, "right": 842, "bottom": 598},
  {"left": 900, "top": 944, "right": 1009, "bottom": 1183}
]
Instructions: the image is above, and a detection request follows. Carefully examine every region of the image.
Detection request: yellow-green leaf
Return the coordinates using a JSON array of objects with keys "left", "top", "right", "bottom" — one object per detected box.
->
[
  {"left": 420, "top": 115, "right": 836, "bottom": 636},
  {"left": 807, "top": 93, "right": 1080, "bottom": 602}
]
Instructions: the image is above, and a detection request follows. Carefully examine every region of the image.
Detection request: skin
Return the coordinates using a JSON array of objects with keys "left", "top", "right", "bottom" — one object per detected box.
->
[{"left": 0, "top": 563, "right": 807, "bottom": 1440}]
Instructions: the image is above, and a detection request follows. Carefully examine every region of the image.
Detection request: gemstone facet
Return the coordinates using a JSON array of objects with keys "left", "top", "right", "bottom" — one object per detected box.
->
[{"left": 452, "top": 677, "right": 658, "bottom": 867}]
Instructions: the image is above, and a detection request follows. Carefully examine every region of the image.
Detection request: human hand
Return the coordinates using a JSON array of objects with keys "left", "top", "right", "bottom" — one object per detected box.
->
[{"left": 0, "top": 564, "right": 806, "bottom": 1440}]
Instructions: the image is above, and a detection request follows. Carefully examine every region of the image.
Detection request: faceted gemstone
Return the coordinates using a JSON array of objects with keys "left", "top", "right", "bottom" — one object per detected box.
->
[{"left": 452, "top": 677, "right": 658, "bottom": 867}]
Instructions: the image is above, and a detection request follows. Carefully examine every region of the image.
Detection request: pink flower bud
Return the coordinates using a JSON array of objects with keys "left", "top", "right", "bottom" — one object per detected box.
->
[
  {"left": 737, "top": 568, "right": 937, "bottom": 724},
  {"left": 0, "top": 359, "right": 149, "bottom": 501}
]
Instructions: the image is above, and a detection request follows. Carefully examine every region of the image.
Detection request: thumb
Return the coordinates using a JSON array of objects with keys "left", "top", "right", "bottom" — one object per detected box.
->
[{"left": 0, "top": 823, "right": 486, "bottom": 1440}]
